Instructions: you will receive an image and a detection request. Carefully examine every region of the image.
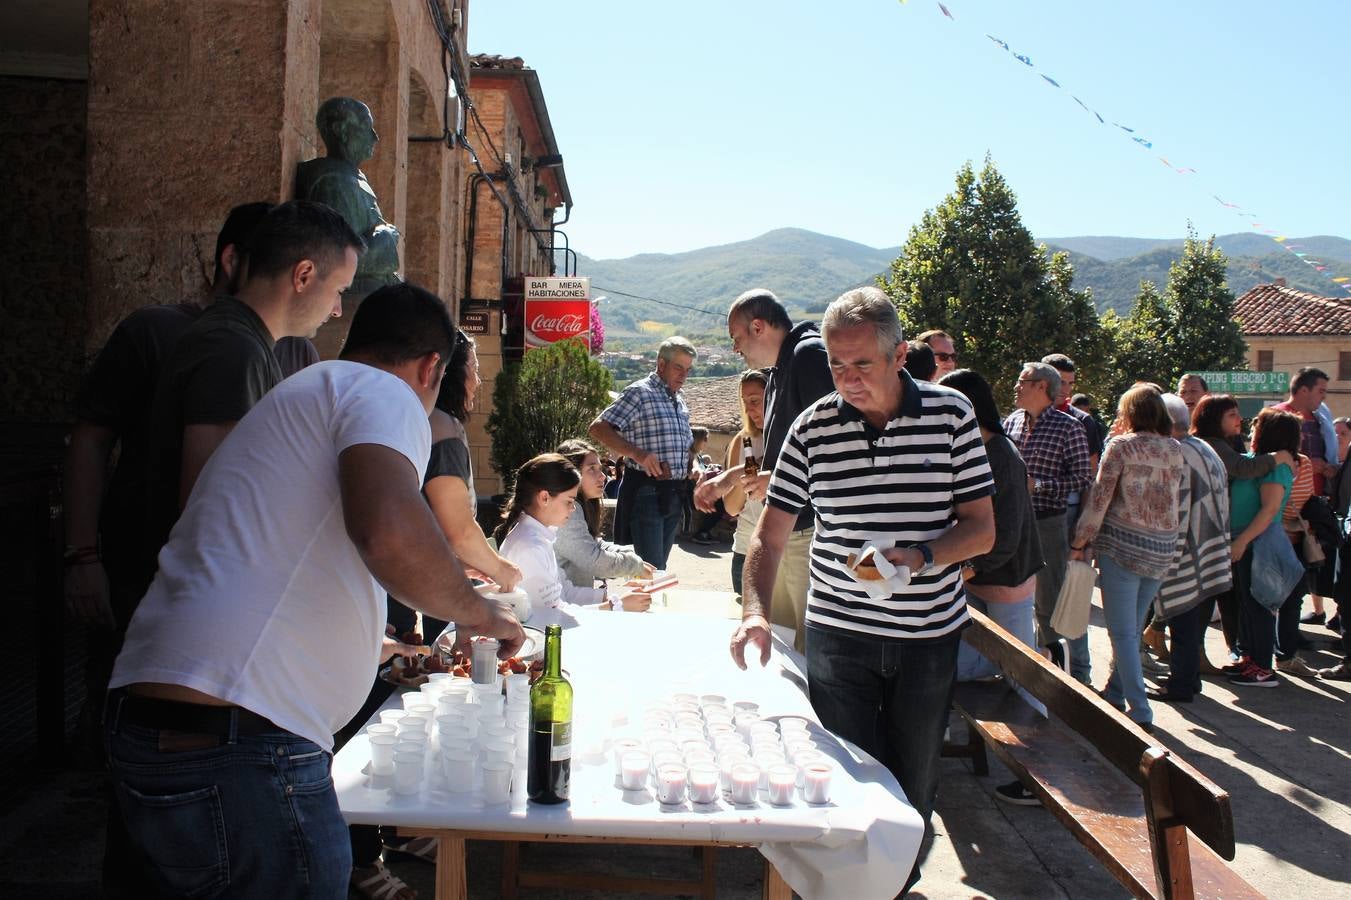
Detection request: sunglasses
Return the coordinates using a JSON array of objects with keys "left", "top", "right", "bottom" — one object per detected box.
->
[{"left": 934, "top": 352, "right": 958, "bottom": 363}]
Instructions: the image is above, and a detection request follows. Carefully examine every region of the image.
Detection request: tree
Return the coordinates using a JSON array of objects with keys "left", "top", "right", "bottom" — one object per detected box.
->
[
  {"left": 486, "top": 339, "right": 613, "bottom": 490},
  {"left": 878, "top": 157, "right": 1108, "bottom": 404},
  {"left": 1105, "top": 228, "right": 1248, "bottom": 399}
]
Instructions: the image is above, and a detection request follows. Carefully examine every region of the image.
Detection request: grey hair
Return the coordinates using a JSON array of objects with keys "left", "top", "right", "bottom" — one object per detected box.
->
[
  {"left": 657, "top": 336, "right": 697, "bottom": 363},
  {"left": 822, "top": 287, "right": 904, "bottom": 357},
  {"left": 1161, "top": 392, "right": 1190, "bottom": 433},
  {"left": 1020, "top": 362, "right": 1061, "bottom": 400}
]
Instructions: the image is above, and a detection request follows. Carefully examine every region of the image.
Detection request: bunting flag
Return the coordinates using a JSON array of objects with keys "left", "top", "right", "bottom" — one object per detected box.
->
[{"left": 907, "top": 1, "right": 1351, "bottom": 296}]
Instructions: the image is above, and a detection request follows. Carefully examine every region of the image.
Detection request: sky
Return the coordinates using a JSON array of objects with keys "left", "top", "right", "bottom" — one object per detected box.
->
[{"left": 469, "top": 0, "right": 1350, "bottom": 262}]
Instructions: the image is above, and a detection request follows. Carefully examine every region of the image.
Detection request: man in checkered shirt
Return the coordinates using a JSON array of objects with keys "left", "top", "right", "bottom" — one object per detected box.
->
[
  {"left": 1003, "top": 361, "right": 1093, "bottom": 682},
  {"left": 590, "top": 337, "right": 697, "bottom": 568}
]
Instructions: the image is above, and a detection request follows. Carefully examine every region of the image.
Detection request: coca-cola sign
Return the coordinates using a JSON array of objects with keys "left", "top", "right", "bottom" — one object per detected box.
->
[{"left": 524, "top": 298, "right": 592, "bottom": 347}]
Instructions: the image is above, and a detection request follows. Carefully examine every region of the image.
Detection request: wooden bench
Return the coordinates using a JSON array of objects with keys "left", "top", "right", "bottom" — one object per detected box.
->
[{"left": 945, "top": 608, "right": 1263, "bottom": 900}]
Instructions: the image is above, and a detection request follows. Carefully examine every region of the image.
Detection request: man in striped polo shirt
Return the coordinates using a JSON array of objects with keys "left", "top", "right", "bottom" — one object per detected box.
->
[{"left": 730, "top": 287, "right": 994, "bottom": 891}]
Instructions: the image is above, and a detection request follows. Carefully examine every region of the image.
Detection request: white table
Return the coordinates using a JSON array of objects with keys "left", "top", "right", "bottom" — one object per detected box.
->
[{"left": 334, "top": 610, "right": 923, "bottom": 899}]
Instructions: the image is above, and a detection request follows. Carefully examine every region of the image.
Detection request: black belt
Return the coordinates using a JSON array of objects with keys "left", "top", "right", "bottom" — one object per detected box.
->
[
  {"left": 1034, "top": 508, "right": 1066, "bottom": 521},
  {"left": 108, "top": 690, "right": 283, "bottom": 737}
]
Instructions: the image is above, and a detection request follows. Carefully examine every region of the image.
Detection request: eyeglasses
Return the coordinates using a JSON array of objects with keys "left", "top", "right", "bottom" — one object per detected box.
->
[{"left": 934, "top": 352, "right": 958, "bottom": 363}]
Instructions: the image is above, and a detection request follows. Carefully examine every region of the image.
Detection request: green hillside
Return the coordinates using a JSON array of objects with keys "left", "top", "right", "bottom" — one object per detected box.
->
[{"left": 575, "top": 229, "right": 1351, "bottom": 345}]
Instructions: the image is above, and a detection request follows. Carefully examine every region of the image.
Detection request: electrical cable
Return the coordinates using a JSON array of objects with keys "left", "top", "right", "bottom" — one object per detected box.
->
[{"left": 590, "top": 285, "right": 729, "bottom": 320}]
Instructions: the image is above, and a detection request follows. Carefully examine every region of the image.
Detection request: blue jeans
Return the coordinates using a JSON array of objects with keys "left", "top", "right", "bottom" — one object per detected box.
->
[
  {"left": 627, "top": 482, "right": 682, "bottom": 568},
  {"left": 805, "top": 626, "right": 959, "bottom": 826},
  {"left": 957, "top": 594, "right": 1035, "bottom": 681},
  {"left": 105, "top": 710, "right": 350, "bottom": 898},
  {"left": 1098, "top": 553, "right": 1164, "bottom": 724}
]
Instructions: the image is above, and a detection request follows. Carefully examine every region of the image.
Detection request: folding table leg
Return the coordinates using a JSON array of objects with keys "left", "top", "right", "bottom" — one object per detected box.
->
[
  {"left": 501, "top": 841, "right": 521, "bottom": 900},
  {"left": 763, "top": 858, "right": 792, "bottom": 900},
  {"left": 434, "top": 834, "right": 467, "bottom": 900}
]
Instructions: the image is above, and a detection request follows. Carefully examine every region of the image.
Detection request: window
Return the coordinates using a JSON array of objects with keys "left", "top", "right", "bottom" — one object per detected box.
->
[
  {"left": 1256, "top": 350, "right": 1274, "bottom": 372},
  {"left": 1340, "top": 351, "right": 1351, "bottom": 382}
]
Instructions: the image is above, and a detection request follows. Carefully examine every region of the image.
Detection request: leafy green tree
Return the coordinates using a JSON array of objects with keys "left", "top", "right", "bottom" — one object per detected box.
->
[
  {"left": 486, "top": 339, "right": 613, "bottom": 489},
  {"left": 1105, "top": 229, "right": 1248, "bottom": 399},
  {"left": 878, "top": 157, "right": 1108, "bottom": 404}
]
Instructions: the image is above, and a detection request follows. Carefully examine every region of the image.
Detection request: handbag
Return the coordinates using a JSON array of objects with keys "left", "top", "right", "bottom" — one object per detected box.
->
[
  {"left": 1050, "top": 559, "right": 1097, "bottom": 640},
  {"left": 1250, "top": 518, "right": 1305, "bottom": 613},
  {"left": 1299, "top": 519, "right": 1326, "bottom": 567}
]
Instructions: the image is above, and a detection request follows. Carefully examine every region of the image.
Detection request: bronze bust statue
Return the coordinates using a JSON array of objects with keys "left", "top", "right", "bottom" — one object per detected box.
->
[{"left": 296, "top": 97, "right": 400, "bottom": 294}]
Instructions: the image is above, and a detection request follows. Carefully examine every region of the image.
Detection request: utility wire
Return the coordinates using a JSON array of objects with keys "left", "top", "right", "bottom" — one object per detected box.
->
[{"left": 591, "top": 284, "right": 729, "bottom": 320}]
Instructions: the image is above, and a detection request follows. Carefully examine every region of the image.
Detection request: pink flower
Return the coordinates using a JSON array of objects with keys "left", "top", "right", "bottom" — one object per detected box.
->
[{"left": 589, "top": 303, "right": 605, "bottom": 354}]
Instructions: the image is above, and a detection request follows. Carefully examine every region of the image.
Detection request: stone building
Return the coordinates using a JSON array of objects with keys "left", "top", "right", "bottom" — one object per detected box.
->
[
  {"left": 460, "top": 53, "right": 573, "bottom": 497},
  {"left": 1234, "top": 281, "right": 1351, "bottom": 416}
]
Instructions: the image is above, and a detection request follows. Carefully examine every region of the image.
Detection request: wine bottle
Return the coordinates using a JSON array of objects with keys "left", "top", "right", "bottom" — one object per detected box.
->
[
  {"left": 741, "top": 435, "right": 758, "bottom": 478},
  {"left": 527, "top": 624, "right": 572, "bottom": 804}
]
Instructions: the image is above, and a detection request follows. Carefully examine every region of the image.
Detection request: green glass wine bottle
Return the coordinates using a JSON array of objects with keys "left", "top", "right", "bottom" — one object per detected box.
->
[{"left": 527, "top": 624, "right": 572, "bottom": 804}]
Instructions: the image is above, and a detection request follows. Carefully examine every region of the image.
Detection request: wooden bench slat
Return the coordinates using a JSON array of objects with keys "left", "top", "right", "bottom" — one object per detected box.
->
[
  {"left": 961, "top": 610, "right": 1235, "bottom": 859},
  {"left": 965, "top": 709, "right": 1263, "bottom": 900}
]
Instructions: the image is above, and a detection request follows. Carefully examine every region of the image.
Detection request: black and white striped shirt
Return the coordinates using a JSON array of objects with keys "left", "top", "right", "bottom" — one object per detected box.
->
[{"left": 766, "top": 371, "right": 995, "bottom": 641}]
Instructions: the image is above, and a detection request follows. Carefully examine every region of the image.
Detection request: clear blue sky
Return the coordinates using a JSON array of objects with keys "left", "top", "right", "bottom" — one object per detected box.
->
[{"left": 470, "top": 0, "right": 1349, "bottom": 261}]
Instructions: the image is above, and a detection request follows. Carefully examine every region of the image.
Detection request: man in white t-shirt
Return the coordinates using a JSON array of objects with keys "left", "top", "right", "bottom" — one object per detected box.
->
[{"left": 104, "top": 283, "right": 524, "bottom": 897}]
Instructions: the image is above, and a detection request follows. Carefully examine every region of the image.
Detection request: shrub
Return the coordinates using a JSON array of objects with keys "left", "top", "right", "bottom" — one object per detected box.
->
[{"left": 486, "top": 338, "right": 614, "bottom": 488}]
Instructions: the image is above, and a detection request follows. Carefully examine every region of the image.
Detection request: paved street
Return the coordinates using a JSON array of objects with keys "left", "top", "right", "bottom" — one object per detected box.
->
[{"left": 2, "top": 534, "right": 1347, "bottom": 898}]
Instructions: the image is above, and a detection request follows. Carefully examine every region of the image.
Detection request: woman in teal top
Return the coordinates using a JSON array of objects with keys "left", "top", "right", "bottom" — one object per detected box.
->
[{"left": 1227, "top": 408, "right": 1301, "bottom": 687}]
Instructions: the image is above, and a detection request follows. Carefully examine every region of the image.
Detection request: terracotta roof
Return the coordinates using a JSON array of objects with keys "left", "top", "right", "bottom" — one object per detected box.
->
[
  {"left": 1234, "top": 283, "right": 1351, "bottom": 335},
  {"left": 681, "top": 376, "right": 744, "bottom": 434},
  {"left": 471, "top": 54, "right": 526, "bottom": 70}
]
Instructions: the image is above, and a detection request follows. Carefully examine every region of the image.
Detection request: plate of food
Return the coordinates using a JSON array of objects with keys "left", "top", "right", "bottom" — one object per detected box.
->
[{"left": 380, "top": 626, "right": 545, "bottom": 688}]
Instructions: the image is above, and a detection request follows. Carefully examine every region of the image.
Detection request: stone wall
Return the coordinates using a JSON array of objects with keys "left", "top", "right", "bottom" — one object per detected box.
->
[{"left": 0, "top": 76, "right": 87, "bottom": 421}]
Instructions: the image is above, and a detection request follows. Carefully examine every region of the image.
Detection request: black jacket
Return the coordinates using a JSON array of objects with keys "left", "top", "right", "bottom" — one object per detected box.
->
[
  {"left": 761, "top": 321, "right": 835, "bottom": 531},
  {"left": 969, "top": 435, "right": 1045, "bottom": 587}
]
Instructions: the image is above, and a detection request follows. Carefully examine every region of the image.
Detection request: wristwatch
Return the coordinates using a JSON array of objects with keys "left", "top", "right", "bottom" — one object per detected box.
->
[
  {"left": 1031, "top": 478, "right": 1043, "bottom": 494},
  {"left": 915, "top": 543, "right": 934, "bottom": 573}
]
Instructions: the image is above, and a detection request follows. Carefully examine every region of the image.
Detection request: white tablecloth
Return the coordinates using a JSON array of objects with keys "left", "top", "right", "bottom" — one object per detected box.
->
[{"left": 334, "top": 610, "right": 923, "bottom": 899}]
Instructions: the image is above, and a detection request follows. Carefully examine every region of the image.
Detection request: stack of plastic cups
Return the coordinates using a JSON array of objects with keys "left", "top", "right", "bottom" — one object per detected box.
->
[
  {"left": 379, "top": 709, "right": 406, "bottom": 729},
  {"left": 369, "top": 730, "right": 399, "bottom": 776},
  {"left": 392, "top": 748, "right": 424, "bottom": 795},
  {"left": 504, "top": 673, "right": 530, "bottom": 768}
]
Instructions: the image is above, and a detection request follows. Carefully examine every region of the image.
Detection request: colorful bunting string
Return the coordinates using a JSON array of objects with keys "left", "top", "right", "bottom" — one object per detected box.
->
[{"left": 907, "top": 1, "right": 1350, "bottom": 296}]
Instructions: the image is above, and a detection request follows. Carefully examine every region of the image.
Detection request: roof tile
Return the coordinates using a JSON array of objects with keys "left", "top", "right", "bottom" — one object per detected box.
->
[{"left": 1234, "top": 283, "right": 1351, "bottom": 336}]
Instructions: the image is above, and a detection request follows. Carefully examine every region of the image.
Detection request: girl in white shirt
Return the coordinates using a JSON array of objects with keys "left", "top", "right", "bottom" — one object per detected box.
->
[{"left": 494, "top": 454, "right": 650, "bottom": 624}]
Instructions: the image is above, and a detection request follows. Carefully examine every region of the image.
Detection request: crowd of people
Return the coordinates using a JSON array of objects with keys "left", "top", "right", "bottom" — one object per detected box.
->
[{"left": 61, "top": 198, "right": 1347, "bottom": 897}]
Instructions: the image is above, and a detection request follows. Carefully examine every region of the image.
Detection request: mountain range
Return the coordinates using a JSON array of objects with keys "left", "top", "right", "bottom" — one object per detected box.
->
[{"left": 578, "top": 228, "right": 1351, "bottom": 342}]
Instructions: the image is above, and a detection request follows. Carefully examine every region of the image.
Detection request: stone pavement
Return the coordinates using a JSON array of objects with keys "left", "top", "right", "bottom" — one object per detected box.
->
[{"left": 2, "top": 533, "right": 1347, "bottom": 898}]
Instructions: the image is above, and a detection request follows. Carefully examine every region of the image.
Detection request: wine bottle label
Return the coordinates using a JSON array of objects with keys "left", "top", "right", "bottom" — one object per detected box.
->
[{"left": 551, "top": 721, "right": 572, "bottom": 761}]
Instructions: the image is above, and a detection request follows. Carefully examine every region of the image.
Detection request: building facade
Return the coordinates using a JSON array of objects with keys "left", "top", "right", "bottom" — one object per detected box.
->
[{"left": 1235, "top": 282, "right": 1351, "bottom": 417}]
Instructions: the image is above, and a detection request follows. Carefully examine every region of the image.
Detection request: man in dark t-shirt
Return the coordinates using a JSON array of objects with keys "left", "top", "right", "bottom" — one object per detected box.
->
[{"left": 137, "top": 201, "right": 364, "bottom": 581}]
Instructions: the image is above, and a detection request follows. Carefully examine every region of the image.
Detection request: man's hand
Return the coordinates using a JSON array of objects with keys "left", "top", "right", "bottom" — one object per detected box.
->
[
  {"left": 694, "top": 470, "right": 730, "bottom": 512},
  {"left": 65, "top": 563, "right": 116, "bottom": 629},
  {"left": 456, "top": 600, "right": 526, "bottom": 660},
  {"left": 880, "top": 545, "right": 923, "bottom": 573},
  {"left": 1068, "top": 545, "right": 1088, "bottom": 562},
  {"left": 379, "top": 633, "right": 428, "bottom": 664},
  {"left": 492, "top": 559, "right": 524, "bottom": 593},
  {"left": 640, "top": 561, "right": 658, "bottom": 579},
  {"left": 637, "top": 450, "right": 664, "bottom": 478},
  {"left": 741, "top": 470, "right": 771, "bottom": 503},
  {"left": 1317, "top": 459, "right": 1338, "bottom": 478},
  {"left": 730, "top": 614, "right": 773, "bottom": 670}
]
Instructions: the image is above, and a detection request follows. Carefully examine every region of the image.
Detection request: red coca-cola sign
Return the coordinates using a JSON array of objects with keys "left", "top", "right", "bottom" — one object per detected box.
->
[{"left": 524, "top": 299, "right": 591, "bottom": 348}]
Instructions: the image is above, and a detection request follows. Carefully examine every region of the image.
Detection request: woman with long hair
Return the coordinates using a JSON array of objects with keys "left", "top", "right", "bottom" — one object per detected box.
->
[
  {"left": 1189, "top": 394, "right": 1293, "bottom": 659},
  {"left": 415, "top": 330, "right": 523, "bottom": 641},
  {"left": 553, "top": 438, "right": 653, "bottom": 586},
  {"left": 1224, "top": 408, "right": 1301, "bottom": 687},
  {"left": 496, "top": 454, "right": 650, "bottom": 625},
  {"left": 723, "top": 370, "right": 769, "bottom": 596},
  {"left": 1070, "top": 386, "right": 1186, "bottom": 730}
]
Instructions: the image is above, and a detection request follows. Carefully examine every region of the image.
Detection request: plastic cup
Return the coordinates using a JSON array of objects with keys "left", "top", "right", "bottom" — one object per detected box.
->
[
  {"left": 504, "top": 672, "right": 530, "bottom": 703},
  {"left": 395, "top": 728, "right": 428, "bottom": 745},
  {"left": 734, "top": 712, "right": 761, "bottom": 740},
  {"left": 438, "top": 738, "right": 473, "bottom": 758},
  {"left": 392, "top": 751, "right": 424, "bottom": 795},
  {"left": 470, "top": 638, "right": 500, "bottom": 685},
  {"left": 749, "top": 721, "right": 779, "bottom": 742},
  {"left": 718, "top": 751, "right": 750, "bottom": 794},
  {"left": 672, "top": 692, "right": 698, "bottom": 706},
  {"left": 729, "top": 762, "right": 761, "bottom": 805},
  {"left": 767, "top": 764, "right": 798, "bottom": 806},
  {"left": 366, "top": 723, "right": 397, "bottom": 738},
  {"left": 731, "top": 701, "right": 759, "bottom": 715},
  {"left": 379, "top": 709, "right": 406, "bottom": 728},
  {"left": 655, "top": 764, "right": 688, "bottom": 805},
  {"left": 427, "top": 672, "right": 453, "bottom": 686},
  {"left": 612, "top": 738, "right": 644, "bottom": 776},
  {"left": 684, "top": 748, "right": 716, "bottom": 768},
  {"left": 688, "top": 763, "right": 720, "bottom": 804},
  {"left": 369, "top": 732, "right": 398, "bottom": 775},
  {"left": 778, "top": 716, "right": 810, "bottom": 734},
  {"left": 481, "top": 760, "right": 513, "bottom": 804},
  {"left": 651, "top": 750, "right": 683, "bottom": 775},
  {"left": 700, "top": 694, "right": 728, "bottom": 708},
  {"left": 397, "top": 714, "right": 429, "bottom": 736},
  {"left": 442, "top": 750, "right": 475, "bottom": 792},
  {"left": 753, "top": 750, "right": 787, "bottom": 789},
  {"left": 482, "top": 740, "right": 514, "bottom": 766},
  {"left": 401, "top": 693, "right": 430, "bottom": 711},
  {"left": 620, "top": 750, "right": 651, "bottom": 790},
  {"left": 802, "top": 762, "right": 833, "bottom": 804},
  {"left": 791, "top": 750, "right": 824, "bottom": 786}
]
